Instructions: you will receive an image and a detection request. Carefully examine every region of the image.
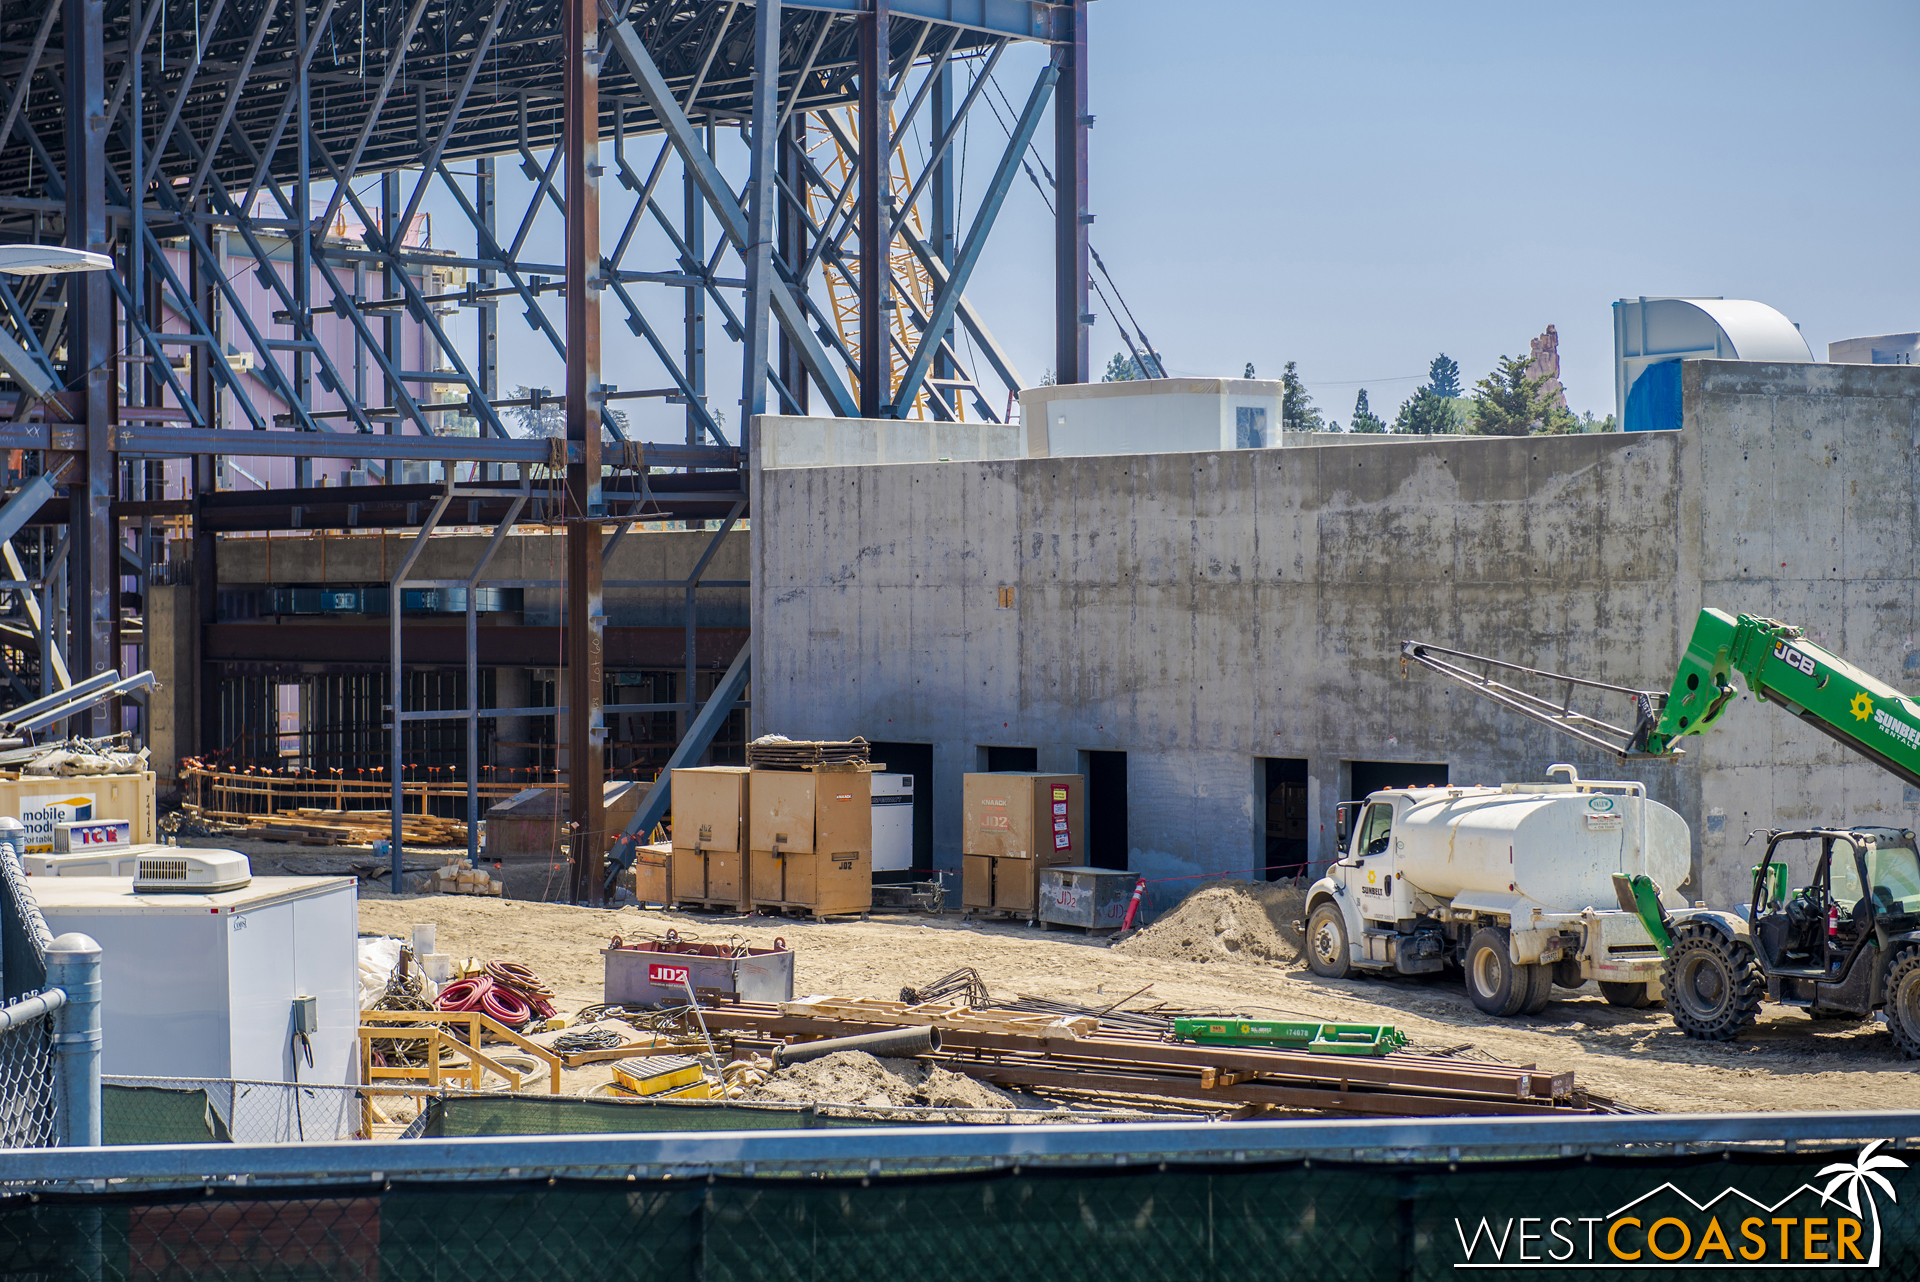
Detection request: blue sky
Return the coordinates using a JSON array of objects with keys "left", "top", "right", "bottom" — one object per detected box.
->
[{"left": 437, "top": 0, "right": 1920, "bottom": 435}]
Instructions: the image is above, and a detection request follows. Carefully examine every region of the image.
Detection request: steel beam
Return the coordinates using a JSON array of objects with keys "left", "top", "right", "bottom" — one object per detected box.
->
[
  {"left": 857, "top": 0, "right": 890, "bottom": 416},
  {"left": 389, "top": 488, "right": 453, "bottom": 884},
  {"left": 738, "top": 0, "right": 781, "bottom": 437},
  {"left": 603, "top": 10, "right": 861, "bottom": 419},
  {"left": 890, "top": 60, "right": 1057, "bottom": 416},
  {"left": 566, "top": 0, "right": 607, "bottom": 906},
  {"left": 65, "top": 0, "right": 114, "bottom": 738},
  {"left": 1053, "top": 0, "right": 1090, "bottom": 386},
  {"left": 604, "top": 641, "right": 751, "bottom": 892}
]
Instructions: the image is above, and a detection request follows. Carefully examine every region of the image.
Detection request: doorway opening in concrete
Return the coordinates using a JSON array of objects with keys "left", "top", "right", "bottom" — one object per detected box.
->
[
  {"left": 1346, "top": 760, "right": 1449, "bottom": 803},
  {"left": 1261, "top": 758, "right": 1309, "bottom": 880},
  {"left": 1080, "top": 751, "right": 1128, "bottom": 870},
  {"left": 867, "top": 741, "right": 933, "bottom": 881},
  {"left": 980, "top": 746, "right": 1038, "bottom": 772}
]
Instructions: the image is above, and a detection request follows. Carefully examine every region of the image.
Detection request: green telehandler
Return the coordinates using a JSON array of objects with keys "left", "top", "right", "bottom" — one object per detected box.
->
[{"left": 1403, "top": 608, "right": 1920, "bottom": 1054}]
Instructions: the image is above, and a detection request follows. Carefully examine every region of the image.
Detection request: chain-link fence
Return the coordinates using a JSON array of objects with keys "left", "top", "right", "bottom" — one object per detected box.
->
[
  {"left": 0, "top": 835, "right": 60, "bottom": 1149},
  {"left": 3, "top": 1114, "right": 1919, "bottom": 1279},
  {"left": 102, "top": 1078, "right": 374, "bottom": 1145}
]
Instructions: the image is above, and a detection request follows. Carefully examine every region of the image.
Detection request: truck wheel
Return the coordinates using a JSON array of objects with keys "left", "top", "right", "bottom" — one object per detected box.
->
[
  {"left": 1304, "top": 903, "right": 1351, "bottom": 979},
  {"left": 1661, "top": 924, "right": 1763, "bottom": 1040},
  {"left": 1884, "top": 949, "right": 1920, "bottom": 1059},
  {"left": 1599, "top": 981, "right": 1653, "bottom": 1009},
  {"left": 1552, "top": 957, "right": 1584, "bottom": 990},
  {"left": 1520, "top": 963, "right": 1554, "bottom": 1015},
  {"left": 1465, "top": 927, "right": 1528, "bottom": 1017}
]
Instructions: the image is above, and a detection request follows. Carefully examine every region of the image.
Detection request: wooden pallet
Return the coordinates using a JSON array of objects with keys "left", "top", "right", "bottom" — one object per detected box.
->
[
  {"left": 671, "top": 897, "right": 749, "bottom": 914},
  {"left": 780, "top": 995, "right": 1099, "bottom": 1039}
]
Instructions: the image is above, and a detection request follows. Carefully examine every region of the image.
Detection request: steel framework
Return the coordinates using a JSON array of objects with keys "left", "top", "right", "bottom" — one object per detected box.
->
[{"left": 0, "top": 0, "right": 1090, "bottom": 903}]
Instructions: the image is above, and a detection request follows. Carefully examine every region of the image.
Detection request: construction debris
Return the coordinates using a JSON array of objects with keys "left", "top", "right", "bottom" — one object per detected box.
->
[
  {"left": 749, "top": 1049, "right": 1033, "bottom": 1113},
  {"left": 694, "top": 1000, "right": 1595, "bottom": 1117},
  {"left": 245, "top": 809, "right": 469, "bottom": 848},
  {"left": 1113, "top": 881, "right": 1304, "bottom": 966},
  {"left": 434, "top": 864, "right": 504, "bottom": 896}
]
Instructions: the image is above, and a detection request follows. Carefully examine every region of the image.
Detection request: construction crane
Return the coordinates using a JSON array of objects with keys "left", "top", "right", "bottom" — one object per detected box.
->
[
  {"left": 1403, "top": 610, "right": 1920, "bottom": 1055},
  {"left": 806, "top": 110, "right": 995, "bottom": 421}
]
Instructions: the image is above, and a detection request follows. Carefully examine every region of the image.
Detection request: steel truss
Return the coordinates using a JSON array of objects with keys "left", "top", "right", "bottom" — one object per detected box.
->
[{"left": 0, "top": 0, "right": 1090, "bottom": 902}]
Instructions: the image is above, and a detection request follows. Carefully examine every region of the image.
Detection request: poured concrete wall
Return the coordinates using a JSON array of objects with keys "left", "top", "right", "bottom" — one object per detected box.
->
[{"left": 753, "top": 359, "right": 1920, "bottom": 908}]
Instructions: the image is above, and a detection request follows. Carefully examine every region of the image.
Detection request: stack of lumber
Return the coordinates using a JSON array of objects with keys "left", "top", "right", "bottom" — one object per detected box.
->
[
  {"left": 244, "top": 808, "right": 469, "bottom": 847},
  {"left": 744, "top": 737, "right": 871, "bottom": 770}
]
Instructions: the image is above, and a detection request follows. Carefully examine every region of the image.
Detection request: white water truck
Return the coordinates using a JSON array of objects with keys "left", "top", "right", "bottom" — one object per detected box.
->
[{"left": 1300, "top": 766, "right": 1689, "bottom": 1016}]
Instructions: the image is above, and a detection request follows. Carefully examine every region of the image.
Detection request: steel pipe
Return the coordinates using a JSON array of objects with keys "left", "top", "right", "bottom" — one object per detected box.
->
[{"left": 774, "top": 1025, "right": 942, "bottom": 1066}]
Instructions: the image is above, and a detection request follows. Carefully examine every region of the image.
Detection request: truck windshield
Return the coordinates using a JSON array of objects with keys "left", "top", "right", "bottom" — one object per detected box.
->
[{"left": 1838, "top": 837, "right": 1920, "bottom": 914}]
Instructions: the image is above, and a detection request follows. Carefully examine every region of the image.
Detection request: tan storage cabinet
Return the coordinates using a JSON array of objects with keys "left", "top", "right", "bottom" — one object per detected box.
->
[
  {"left": 749, "top": 766, "right": 873, "bottom": 918},
  {"left": 631, "top": 840, "right": 673, "bottom": 905},
  {"left": 670, "top": 766, "right": 749, "bottom": 909},
  {"left": 961, "top": 773, "right": 1083, "bottom": 917}
]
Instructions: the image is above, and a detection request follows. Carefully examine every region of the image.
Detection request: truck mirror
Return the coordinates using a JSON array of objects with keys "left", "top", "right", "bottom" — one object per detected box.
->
[{"left": 1334, "top": 804, "right": 1350, "bottom": 847}]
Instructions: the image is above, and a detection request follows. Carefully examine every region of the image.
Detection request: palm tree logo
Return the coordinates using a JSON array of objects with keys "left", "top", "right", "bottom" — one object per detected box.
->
[{"left": 1818, "top": 1140, "right": 1908, "bottom": 1267}]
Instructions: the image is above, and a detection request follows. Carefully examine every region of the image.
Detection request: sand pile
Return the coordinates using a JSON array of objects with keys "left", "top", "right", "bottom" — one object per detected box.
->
[
  {"left": 750, "top": 1050, "right": 1032, "bottom": 1113},
  {"left": 1114, "top": 880, "right": 1305, "bottom": 966}
]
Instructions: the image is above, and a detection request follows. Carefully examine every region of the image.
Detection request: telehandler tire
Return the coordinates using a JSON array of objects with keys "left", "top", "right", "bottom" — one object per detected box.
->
[
  {"left": 1599, "top": 981, "right": 1653, "bottom": 1009},
  {"left": 1884, "top": 948, "right": 1920, "bottom": 1060},
  {"left": 1465, "top": 927, "right": 1528, "bottom": 1017},
  {"left": 1661, "top": 924, "right": 1763, "bottom": 1041},
  {"left": 1304, "top": 903, "right": 1352, "bottom": 980}
]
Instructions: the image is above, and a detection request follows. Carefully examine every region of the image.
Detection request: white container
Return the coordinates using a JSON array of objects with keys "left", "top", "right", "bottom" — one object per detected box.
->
[
  {"left": 1392, "top": 786, "right": 1690, "bottom": 908},
  {"left": 32, "top": 875, "right": 360, "bottom": 1139},
  {"left": 421, "top": 952, "right": 454, "bottom": 984},
  {"left": 411, "top": 922, "right": 437, "bottom": 957},
  {"left": 871, "top": 773, "right": 914, "bottom": 873}
]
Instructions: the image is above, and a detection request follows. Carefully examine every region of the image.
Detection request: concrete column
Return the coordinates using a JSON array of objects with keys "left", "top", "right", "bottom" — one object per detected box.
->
[
  {"left": 47, "top": 932, "right": 102, "bottom": 1148},
  {"left": 147, "top": 584, "right": 196, "bottom": 795}
]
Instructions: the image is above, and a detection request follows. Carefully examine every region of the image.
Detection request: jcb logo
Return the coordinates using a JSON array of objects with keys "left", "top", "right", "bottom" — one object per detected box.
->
[{"left": 1773, "top": 642, "right": 1817, "bottom": 678}]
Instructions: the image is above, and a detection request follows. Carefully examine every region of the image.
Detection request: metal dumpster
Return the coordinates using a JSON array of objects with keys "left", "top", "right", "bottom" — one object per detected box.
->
[
  {"left": 602, "top": 932, "right": 795, "bottom": 1005},
  {"left": 1038, "top": 866, "right": 1136, "bottom": 932}
]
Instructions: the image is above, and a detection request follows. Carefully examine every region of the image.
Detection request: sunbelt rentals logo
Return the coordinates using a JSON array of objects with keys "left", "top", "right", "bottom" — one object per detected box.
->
[{"left": 1454, "top": 1141, "right": 1907, "bottom": 1268}]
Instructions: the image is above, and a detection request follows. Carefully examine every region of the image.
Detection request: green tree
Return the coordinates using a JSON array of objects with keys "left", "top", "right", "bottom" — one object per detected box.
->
[
  {"left": 1348, "top": 388, "right": 1388, "bottom": 433},
  {"left": 1468, "top": 355, "right": 1573, "bottom": 435},
  {"left": 1103, "top": 351, "right": 1148, "bottom": 382},
  {"left": 1427, "top": 353, "right": 1462, "bottom": 399},
  {"left": 1280, "top": 361, "right": 1324, "bottom": 431},
  {"left": 1393, "top": 386, "right": 1458, "bottom": 435}
]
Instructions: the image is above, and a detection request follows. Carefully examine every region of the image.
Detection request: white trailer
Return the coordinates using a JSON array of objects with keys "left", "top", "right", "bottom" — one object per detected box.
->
[
  {"left": 31, "top": 869, "right": 361, "bottom": 1138},
  {"left": 1301, "top": 766, "right": 1689, "bottom": 1015}
]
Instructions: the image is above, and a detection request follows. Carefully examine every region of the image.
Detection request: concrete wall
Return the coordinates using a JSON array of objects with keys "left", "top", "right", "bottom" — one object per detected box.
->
[
  {"left": 753, "top": 359, "right": 1920, "bottom": 909},
  {"left": 1021, "top": 378, "right": 1285, "bottom": 457},
  {"left": 758, "top": 415, "right": 1027, "bottom": 469}
]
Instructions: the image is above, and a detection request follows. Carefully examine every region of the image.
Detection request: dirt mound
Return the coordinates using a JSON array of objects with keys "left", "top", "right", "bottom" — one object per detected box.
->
[
  {"left": 750, "top": 1050, "right": 1030, "bottom": 1113},
  {"left": 1114, "top": 880, "right": 1304, "bottom": 967}
]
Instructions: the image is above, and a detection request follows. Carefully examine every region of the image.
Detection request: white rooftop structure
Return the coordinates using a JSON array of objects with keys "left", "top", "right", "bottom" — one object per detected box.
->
[
  {"left": 1020, "top": 378, "right": 1286, "bottom": 457},
  {"left": 1829, "top": 332, "right": 1920, "bottom": 366},
  {"left": 1613, "top": 297, "right": 1812, "bottom": 431}
]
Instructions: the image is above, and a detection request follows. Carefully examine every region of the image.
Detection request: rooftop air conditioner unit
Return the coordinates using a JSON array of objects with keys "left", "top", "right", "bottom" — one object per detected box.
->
[{"left": 134, "top": 850, "right": 253, "bottom": 894}]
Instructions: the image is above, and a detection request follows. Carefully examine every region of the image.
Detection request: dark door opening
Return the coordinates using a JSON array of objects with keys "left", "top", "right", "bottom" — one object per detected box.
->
[
  {"left": 1262, "top": 757, "right": 1309, "bottom": 881},
  {"left": 1083, "top": 751, "right": 1127, "bottom": 870},
  {"left": 1347, "top": 760, "right": 1449, "bottom": 802},
  {"left": 981, "top": 745, "right": 1038, "bottom": 773},
  {"left": 867, "top": 740, "right": 933, "bottom": 881}
]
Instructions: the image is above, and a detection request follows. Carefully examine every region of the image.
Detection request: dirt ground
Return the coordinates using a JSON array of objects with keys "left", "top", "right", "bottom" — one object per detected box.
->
[{"left": 357, "top": 883, "right": 1920, "bottom": 1115}]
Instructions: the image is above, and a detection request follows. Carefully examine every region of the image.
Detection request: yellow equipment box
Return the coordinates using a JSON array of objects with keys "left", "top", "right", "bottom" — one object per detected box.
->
[{"left": 610, "top": 1055, "right": 706, "bottom": 1098}]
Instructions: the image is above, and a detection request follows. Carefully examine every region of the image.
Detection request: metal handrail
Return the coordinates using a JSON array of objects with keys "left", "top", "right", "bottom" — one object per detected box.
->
[{"left": 8, "top": 1110, "right": 1920, "bottom": 1188}]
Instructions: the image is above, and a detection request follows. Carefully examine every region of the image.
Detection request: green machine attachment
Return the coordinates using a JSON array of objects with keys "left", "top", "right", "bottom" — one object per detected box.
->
[
  {"left": 1611, "top": 872, "right": 1674, "bottom": 956},
  {"left": 1172, "top": 1019, "right": 1409, "bottom": 1056}
]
